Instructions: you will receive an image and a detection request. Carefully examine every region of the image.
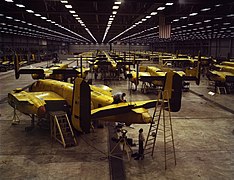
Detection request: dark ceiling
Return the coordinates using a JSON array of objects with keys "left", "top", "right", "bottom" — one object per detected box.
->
[{"left": 0, "top": 0, "right": 233, "bottom": 44}]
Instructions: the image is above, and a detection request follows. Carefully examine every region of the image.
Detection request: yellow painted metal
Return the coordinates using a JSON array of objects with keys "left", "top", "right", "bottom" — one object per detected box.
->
[
  {"left": 8, "top": 77, "right": 159, "bottom": 131},
  {"left": 8, "top": 91, "right": 64, "bottom": 115},
  {"left": 209, "top": 70, "right": 234, "bottom": 82}
]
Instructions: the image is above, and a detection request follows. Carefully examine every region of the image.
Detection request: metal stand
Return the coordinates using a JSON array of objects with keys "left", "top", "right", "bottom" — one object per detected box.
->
[
  {"left": 110, "top": 129, "right": 133, "bottom": 161},
  {"left": 11, "top": 105, "right": 20, "bottom": 125}
]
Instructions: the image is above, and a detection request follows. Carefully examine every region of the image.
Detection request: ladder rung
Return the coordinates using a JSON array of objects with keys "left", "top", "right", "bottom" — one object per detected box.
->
[
  {"left": 165, "top": 135, "right": 172, "bottom": 139},
  {"left": 147, "top": 138, "right": 155, "bottom": 142},
  {"left": 144, "top": 147, "right": 154, "bottom": 151},
  {"left": 145, "top": 142, "right": 154, "bottom": 146},
  {"left": 144, "top": 151, "right": 152, "bottom": 155}
]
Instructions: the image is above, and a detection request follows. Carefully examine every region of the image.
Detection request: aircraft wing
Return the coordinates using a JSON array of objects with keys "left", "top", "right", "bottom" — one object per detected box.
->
[
  {"left": 91, "top": 100, "right": 157, "bottom": 119},
  {"left": 8, "top": 91, "right": 66, "bottom": 116},
  {"left": 207, "top": 70, "right": 234, "bottom": 82},
  {"left": 18, "top": 69, "right": 45, "bottom": 75}
]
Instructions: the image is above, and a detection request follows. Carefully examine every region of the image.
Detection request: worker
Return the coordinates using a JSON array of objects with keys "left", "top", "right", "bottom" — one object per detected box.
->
[
  {"left": 112, "top": 92, "right": 126, "bottom": 104},
  {"left": 135, "top": 128, "right": 145, "bottom": 160}
]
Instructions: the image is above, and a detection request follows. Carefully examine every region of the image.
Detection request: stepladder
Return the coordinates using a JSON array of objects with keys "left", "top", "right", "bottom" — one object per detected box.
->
[
  {"left": 144, "top": 90, "right": 176, "bottom": 170},
  {"left": 50, "top": 111, "right": 77, "bottom": 148}
]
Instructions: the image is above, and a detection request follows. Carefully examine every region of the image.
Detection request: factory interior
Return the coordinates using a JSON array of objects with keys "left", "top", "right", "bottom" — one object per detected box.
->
[{"left": 0, "top": 0, "right": 234, "bottom": 179}]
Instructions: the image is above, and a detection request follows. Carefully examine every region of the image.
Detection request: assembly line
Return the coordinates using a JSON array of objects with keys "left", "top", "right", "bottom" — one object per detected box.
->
[{"left": 0, "top": 50, "right": 233, "bottom": 179}]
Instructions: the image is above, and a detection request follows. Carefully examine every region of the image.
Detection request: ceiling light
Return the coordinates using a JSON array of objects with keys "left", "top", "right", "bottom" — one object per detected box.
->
[
  {"left": 223, "top": 23, "right": 230, "bottom": 25},
  {"left": 204, "top": 20, "right": 211, "bottom": 23},
  {"left": 112, "top": 11, "right": 117, "bottom": 14},
  {"left": 46, "top": 19, "right": 52, "bottom": 22},
  {"left": 146, "top": 15, "right": 151, "bottom": 19},
  {"left": 189, "top": 12, "right": 198, "bottom": 16},
  {"left": 166, "top": 3, "right": 173, "bottom": 6},
  {"left": 14, "top": 19, "right": 20, "bottom": 22},
  {"left": 180, "top": 16, "right": 187, "bottom": 19},
  {"left": 150, "top": 12, "right": 157, "bottom": 16},
  {"left": 214, "top": 17, "right": 222, "bottom": 20},
  {"left": 76, "top": 17, "right": 80, "bottom": 20},
  {"left": 41, "top": 17, "right": 47, "bottom": 20},
  {"left": 173, "top": 19, "right": 179, "bottom": 22},
  {"left": 227, "top": 14, "right": 234, "bottom": 17},
  {"left": 61, "top": 0, "right": 68, "bottom": 3},
  {"left": 157, "top": 7, "right": 165, "bottom": 10},
  {"left": 26, "top": 10, "right": 34, "bottom": 13},
  {"left": 215, "top": 4, "right": 222, "bottom": 7},
  {"left": 109, "top": 17, "right": 114, "bottom": 21},
  {"left": 5, "top": 0, "right": 13, "bottom": 2},
  {"left": 73, "top": 14, "right": 78, "bottom": 17},
  {"left": 201, "top": 8, "right": 211, "bottom": 11},
  {"left": 15, "top": 4, "right": 25, "bottom": 8},
  {"left": 195, "top": 22, "right": 202, "bottom": 24},
  {"left": 69, "top": 10, "right": 76, "bottom": 13},
  {"left": 142, "top": 18, "right": 147, "bottom": 21},
  {"left": 114, "top": 1, "right": 121, "bottom": 5},
  {"left": 6, "top": 16, "right": 13, "bottom": 19},
  {"left": 65, "top": 5, "right": 72, "bottom": 8},
  {"left": 113, "top": 6, "right": 119, "bottom": 10},
  {"left": 34, "top": 14, "right": 41, "bottom": 17}
]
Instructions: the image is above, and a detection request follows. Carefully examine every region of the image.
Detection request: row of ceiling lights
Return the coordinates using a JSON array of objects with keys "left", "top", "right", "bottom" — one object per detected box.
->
[
  {"left": 121, "top": 27, "right": 158, "bottom": 41},
  {"left": 108, "top": 2, "right": 174, "bottom": 43},
  {"left": 102, "top": 1, "right": 122, "bottom": 43},
  {"left": 169, "top": 3, "right": 233, "bottom": 41},
  {"left": 0, "top": 14, "right": 84, "bottom": 42},
  {"left": 0, "top": 22, "right": 76, "bottom": 42},
  {"left": 2, "top": 0, "right": 233, "bottom": 44},
  {"left": 3, "top": 0, "right": 90, "bottom": 42},
  {"left": 123, "top": 3, "right": 233, "bottom": 42},
  {"left": 60, "top": 0, "right": 97, "bottom": 43}
]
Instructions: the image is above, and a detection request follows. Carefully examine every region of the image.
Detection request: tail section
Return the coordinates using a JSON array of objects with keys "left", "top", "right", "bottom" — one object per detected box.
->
[
  {"left": 196, "top": 51, "right": 201, "bottom": 85},
  {"left": 14, "top": 52, "right": 20, "bottom": 79},
  {"left": 163, "top": 71, "right": 182, "bottom": 112},
  {"left": 71, "top": 78, "right": 91, "bottom": 133}
]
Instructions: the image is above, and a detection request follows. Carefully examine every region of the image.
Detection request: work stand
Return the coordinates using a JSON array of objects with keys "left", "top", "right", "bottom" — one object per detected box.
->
[
  {"left": 11, "top": 105, "right": 20, "bottom": 125},
  {"left": 109, "top": 129, "right": 133, "bottom": 161}
]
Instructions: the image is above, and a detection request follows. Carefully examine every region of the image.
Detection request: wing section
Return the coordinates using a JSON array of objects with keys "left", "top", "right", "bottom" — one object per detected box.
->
[
  {"left": 8, "top": 90, "right": 66, "bottom": 116},
  {"left": 91, "top": 100, "right": 157, "bottom": 119}
]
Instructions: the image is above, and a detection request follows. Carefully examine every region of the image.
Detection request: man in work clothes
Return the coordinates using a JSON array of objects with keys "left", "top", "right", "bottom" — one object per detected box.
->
[
  {"left": 113, "top": 92, "right": 126, "bottom": 104},
  {"left": 135, "top": 128, "right": 145, "bottom": 160}
]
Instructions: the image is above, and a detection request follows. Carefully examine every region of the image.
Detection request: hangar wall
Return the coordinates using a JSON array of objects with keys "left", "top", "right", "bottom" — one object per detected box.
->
[
  {"left": 68, "top": 44, "right": 150, "bottom": 54},
  {"left": 1, "top": 34, "right": 233, "bottom": 59},
  {"left": 0, "top": 34, "right": 69, "bottom": 54},
  {"left": 153, "top": 38, "right": 234, "bottom": 58}
]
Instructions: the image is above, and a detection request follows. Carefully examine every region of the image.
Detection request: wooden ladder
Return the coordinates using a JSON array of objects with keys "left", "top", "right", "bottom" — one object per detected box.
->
[
  {"left": 50, "top": 111, "right": 77, "bottom": 148},
  {"left": 144, "top": 90, "right": 176, "bottom": 170}
]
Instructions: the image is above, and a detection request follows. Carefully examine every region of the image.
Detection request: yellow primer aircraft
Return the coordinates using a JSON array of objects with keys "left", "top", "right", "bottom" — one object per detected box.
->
[
  {"left": 8, "top": 57, "right": 183, "bottom": 133},
  {"left": 16, "top": 61, "right": 89, "bottom": 81},
  {"left": 129, "top": 55, "right": 201, "bottom": 91},
  {"left": 207, "top": 61, "right": 234, "bottom": 84}
]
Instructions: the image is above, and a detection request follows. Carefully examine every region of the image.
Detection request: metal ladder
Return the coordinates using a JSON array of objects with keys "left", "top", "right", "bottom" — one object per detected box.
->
[
  {"left": 50, "top": 111, "right": 77, "bottom": 148},
  {"left": 144, "top": 90, "right": 176, "bottom": 170}
]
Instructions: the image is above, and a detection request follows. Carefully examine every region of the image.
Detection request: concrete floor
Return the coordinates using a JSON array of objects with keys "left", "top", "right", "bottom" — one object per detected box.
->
[{"left": 0, "top": 61, "right": 234, "bottom": 180}]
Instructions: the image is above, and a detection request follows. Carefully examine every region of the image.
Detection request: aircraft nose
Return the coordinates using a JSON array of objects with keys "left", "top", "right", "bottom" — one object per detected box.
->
[{"left": 37, "top": 106, "right": 46, "bottom": 117}]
